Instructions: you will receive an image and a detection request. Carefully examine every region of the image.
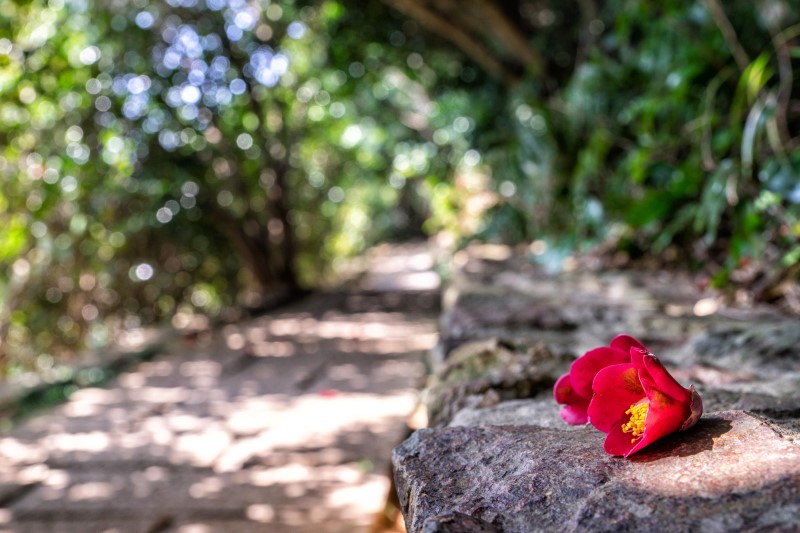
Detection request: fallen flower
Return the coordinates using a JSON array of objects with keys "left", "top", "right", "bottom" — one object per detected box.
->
[
  {"left": 588, "top": 347, "right": 703, "bottom": 457},
  {"left": 553, "top": 335, "right": 646, "bottom": 424}
]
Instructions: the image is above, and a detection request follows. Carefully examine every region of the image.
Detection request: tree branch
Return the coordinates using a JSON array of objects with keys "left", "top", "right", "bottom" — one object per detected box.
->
[
  {"left": 471, "top": 0, "right": 544, "bottom": 76},
  {"left": 702, "top": 0, "right": 750, "bottom": 71},
  {"left": 385, "top": 0, "right": 520, "bottom": 85},
  {"left": 218, "top": 18, "right": 300, "bottom": 290},
  {"left": 573, "top": 0, "right": 598, "bottom": 71},
  {"left": 769, "top": 23, "right": 800, "bottom": 151}
]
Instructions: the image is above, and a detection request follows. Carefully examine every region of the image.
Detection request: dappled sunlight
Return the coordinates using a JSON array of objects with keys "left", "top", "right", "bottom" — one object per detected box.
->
[
  {"left": 235, "top": 467, "right": 391, "bottom": 527},
  {"left": 369, "top": 250, "right": 434, "bottom": 274},
  {"left": 253, "top": 313, "right": 437, "bottom": 355},
  {"left": 129, "top": 386, "right": 191, "bottom": 404},
  {"left": 62, "top": 390, "right": 117, "bottom": 418},
  {"left": 0, "top": 437, "right": 48, "bottom": 464},
  {"left": 623, "top": 426, "right": 800, "bottom": 498},
  {"left": 45, "top": 431, "right": 110, "bottom": 453},
  {"left": 172, "top": 425, "right": 233, "bottom": 468},
  {"left": 247, "top": 340, "right": 297, "bottom": 357},
  {"left": 214, "top": 394, "right": 416, "bottom": 473},
  {"left": 68, "top": 481, "right": 116, "bottom": 502},
  {"left": 359, "top": 249, "right": 441, "bottom": 292},
  {"left": 326, "top": 475, "right": 389, "bottom": 515},
  {"left": 0, "top": 246, "right": 439, "bottom": 530},
  {"left": 627, "top": 452, "right": 800, "bottom": 499},
  {"left": 116, "top": 328, "right": 165, "bottom": 352},
  {"left": 1, "top": 379, "right": 418, "bottom": 527}
]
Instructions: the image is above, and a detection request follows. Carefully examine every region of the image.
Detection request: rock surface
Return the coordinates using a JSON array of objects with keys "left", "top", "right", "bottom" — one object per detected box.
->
[
  {"left": 394, "top": 244, "right": 800, "bottom": 532},
  {"left": 395, "top": 411, "right": 800, "bottom": 532},
  {"left": 425, "top": 340, "right": 572, "bottom": 427}
]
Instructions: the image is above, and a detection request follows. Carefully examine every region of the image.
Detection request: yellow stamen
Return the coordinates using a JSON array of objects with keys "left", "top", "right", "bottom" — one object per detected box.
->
[{"left": 621, "top": 402, "right": 648, "bottom": 444}]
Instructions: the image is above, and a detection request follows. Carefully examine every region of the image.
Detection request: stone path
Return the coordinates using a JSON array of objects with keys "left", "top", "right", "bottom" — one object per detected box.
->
[{"left": 0, "top": 242, "right": 440, "bottom": 533}]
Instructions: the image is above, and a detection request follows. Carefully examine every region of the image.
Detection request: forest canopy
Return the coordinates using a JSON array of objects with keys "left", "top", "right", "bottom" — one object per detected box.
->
[{"left": 1, "top": 0, "right": 799, "bottom": 375}]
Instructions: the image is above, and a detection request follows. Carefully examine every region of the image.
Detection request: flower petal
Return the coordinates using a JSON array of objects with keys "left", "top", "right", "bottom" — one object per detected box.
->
[
  {"left": 603, "top": 418, "right": 638, "bottom": 456},
  {"left": 640, "top": 352, "right": 691, "bottom": 403},
  {"left": 588, "top": 363, "right": 645, "bottom": 433},
  {"left": 560, "top": 401, "right": 589, "bottom": 425},
  {"left": 626, "top": 388, "right": 690, "bottom": 456},
  {"left": 610, "top": 334, "right": 646, "bottom": 354},
  {"left": 553, "top": 373, "right": 582, "bottom": 405},
  {"left": 629, "top": 346, "right": 646, "bottom": 369},
  {"left": 570, "top": 346, "right": 630, "bottom": 398},
  {"left": 681, "top": 385, "right": 704, "bottom": 431}
]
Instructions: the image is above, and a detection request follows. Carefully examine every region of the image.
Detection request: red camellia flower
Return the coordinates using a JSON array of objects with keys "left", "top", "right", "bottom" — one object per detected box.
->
[
  {"left": 588, "top": 347, "right": 703, "bottom": 457},
  {"left": 553, "top": 335, "right": 646, "bottom": 424}
]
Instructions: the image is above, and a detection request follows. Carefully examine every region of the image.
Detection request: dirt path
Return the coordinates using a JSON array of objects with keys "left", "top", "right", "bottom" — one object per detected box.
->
[{"left": 0, "top": 242, "right": 440, "bottom": 533}]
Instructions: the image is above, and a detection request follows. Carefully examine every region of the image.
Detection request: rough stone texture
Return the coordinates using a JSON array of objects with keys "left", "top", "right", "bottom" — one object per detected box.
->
[
  {"left": 394, "top": 412, "right": 800, "bottom": 533},
  {"left": 663, "top": 321, "right": 800, "bottom": 408},
  {"left": 422, "top": 512, "right": 500, "bottom": 532},
  {"left": 446, "top": 395, "right": 583, "bottom": 431},
  {"left": 396, "top": 244, "right": 800, "bottom": 532},
  {"left": 425, "top": 340, "right": 572, "bottom": 427},
  {"left": 678, "top": 321, "right": 800, "bottom": 372}
]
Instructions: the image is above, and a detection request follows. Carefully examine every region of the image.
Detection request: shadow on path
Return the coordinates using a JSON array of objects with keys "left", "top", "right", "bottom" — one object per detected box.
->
[{"left": 0, "top": 242, "right": 440, "bottom": 533}]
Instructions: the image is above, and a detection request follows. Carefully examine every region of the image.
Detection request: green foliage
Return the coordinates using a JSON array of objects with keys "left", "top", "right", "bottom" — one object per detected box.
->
[
  {"left": 477, "top": 1, "right": 800, "bottom": 277},
  {"left": 1, "top": 0, "right": 799, "bottom": 375},
  {"left": 0, "top": 0, "right": 481, "bottom": 373}
]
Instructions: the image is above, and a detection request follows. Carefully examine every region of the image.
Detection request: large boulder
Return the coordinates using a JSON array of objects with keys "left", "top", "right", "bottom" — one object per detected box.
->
[
  {"left": 394, "top": 411, "right": 800, "bottom": 532},
  {"left": 395, "top": 245, "right": 800, "bottom": 532}
]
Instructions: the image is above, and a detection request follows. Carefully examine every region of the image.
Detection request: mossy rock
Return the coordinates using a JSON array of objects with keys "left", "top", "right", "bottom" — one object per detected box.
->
[{"left": 425, "top": 339, "right": 572, "bottom": 427}]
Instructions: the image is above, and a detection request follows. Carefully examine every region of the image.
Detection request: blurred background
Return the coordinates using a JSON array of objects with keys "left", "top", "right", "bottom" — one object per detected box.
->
[
  {"left": 1, "top": 0, "right": 800, "bottom": 531},
  {"left": 0, "top": 0, "right": 800, "bottom": 377},
  {"left": 1, "top": 0, "right": 799, "bottom": 381}
]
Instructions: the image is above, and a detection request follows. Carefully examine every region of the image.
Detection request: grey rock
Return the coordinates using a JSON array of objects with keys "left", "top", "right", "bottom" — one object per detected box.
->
[
  {"left": 693, "top": 387, "right": 800, "bottom": 414},
  {"left": 424, "top": 339, "right": 572, "bottom": 427},
  {"left": 754, "top": 407, "right": 800, "bottom": 447},
  {"left": 393, "top": 411, "right": 800, "bottom": 533},
  {"left": 422, "top": 511, "right": 500, "bottom": 532},
  {"left": 676, "top": 321, "right": 800, "bottom": 373},
  {"left": 407, "top": 246, "right": 800, "bottom": 533},
  {"left": 447, "top": 396, "right": 581, "bottom": 430},
  {"left": 443, "top": 297, "right": 577, "bottom": 336}
]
